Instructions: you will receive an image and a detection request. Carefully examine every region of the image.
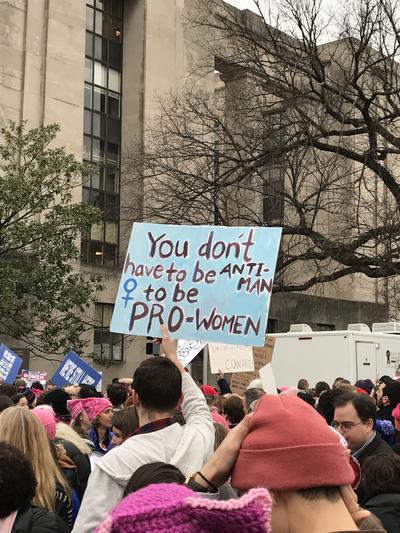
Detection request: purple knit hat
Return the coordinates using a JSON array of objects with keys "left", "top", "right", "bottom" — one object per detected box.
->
[{"left": 95, "top": 483, "right": 272, "bottom": 533}]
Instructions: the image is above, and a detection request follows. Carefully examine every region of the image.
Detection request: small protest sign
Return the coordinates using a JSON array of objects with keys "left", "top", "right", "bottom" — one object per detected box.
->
[
  {"left": 21, "top": 370, "right": 47, "bottom": 388},
  {"left": 110, "top": 223, "right": 281, "bottom": 346},
  {"left": 208, "top": 343, "right": 254, "bottom": 374},
  {"left": 259, "top": 363, "right": 278, "bottom": 395},
  {"left": 0, "top": 345, "right": 23, "bottom": 384},
  {"left": 177, "top": 339, "right": 206, "bottom": 368},
  {"left": 230, "top": 336, "right": 275, "bottom": 395},
  {"left": 51, "top": 351, "right": 102, "bottom": 388}
]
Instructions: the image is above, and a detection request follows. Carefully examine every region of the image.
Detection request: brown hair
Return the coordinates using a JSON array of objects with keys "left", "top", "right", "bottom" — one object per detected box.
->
[{"left": 362, "top": 454, "right": 400, "bottom": 500}]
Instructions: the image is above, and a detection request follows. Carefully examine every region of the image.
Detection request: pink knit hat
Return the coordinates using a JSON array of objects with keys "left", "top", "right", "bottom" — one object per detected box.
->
[
  {"left": 211, "top": 409, "right": 230, "bottom": 429},
  {"left": 279, "top": 386, "right": 299, "bottom": 397},
  {"left": 95, "top": 483, "right": 272, "bottom": 533},
  {"left": 67, "top": 399, "right": 85, "bottom": 422},
  {"left": 32, "top": 406, "right": 56, "bottom": 440},
  {"left": 231, "top": 395, "right": 354, "bottom": 491},
  {"left": 82, "top": 397, "right": 112, "bottom": 423}
]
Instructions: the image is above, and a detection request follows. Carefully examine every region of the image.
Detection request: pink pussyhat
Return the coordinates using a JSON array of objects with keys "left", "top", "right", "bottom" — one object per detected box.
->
[
  {"left": 67, "top": 399, "right": 84, "bottom": 423},
  {"left": 211, "top": 409, "right": 230, "bottom": 429},
  {"left": 32, "top": 406, "right": 57, "bottom": 440},
  {"left": 81, "top": 397, "right": 112, "bottom": 423},
  {"left": 95, "top": 483, "right": 272, "bottom": 533},
  {"left": 279, "top": 387, "right": 299, "bottom": 397}
]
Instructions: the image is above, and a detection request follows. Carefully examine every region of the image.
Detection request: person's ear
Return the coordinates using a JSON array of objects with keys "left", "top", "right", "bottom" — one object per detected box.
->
[
  {"left": 132, "top": 390, "right": 140, "bottom": 407},
  {"left": 383, "top": 394, "right": 389, "bottom": 406},
  {"left": 176, "top": 393, "right": 184, "bottom": 408}
]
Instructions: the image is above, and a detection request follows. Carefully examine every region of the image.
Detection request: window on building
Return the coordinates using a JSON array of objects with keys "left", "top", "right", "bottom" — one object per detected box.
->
[
  {"left": 82, "top": 0, "right": 123, "bottom": 266},
  {"left": 94, "top": 303, "right": 123, "bottom": 362},
  {"left": 314, "top": 323, "right": 336, "bottom": 331}
]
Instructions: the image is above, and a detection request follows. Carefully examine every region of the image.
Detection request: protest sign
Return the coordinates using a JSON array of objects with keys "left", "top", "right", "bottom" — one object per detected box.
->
[
  {"left": 0, "top": 345, "right": 23, "bottom": 384},
  {"left": 259, "top": 363, "right": 278, "bottom": 395},
  {"left": 177, "top": 339, "right": 206, "bottom": 368},
  {"left": 51, "top": 351, "right": 102, "bottom": 388},
  {"left": 110, "top": 223, "right": 281, "bottom": 346},
  {"left": 208, "top": 343, "right": 254, "bottom": 374},
  {"left": 230, "top": 336, "right": 275, "bottom": 395},
  {"left": 21, "top": 370, "right": 47, "bottom": 388}
]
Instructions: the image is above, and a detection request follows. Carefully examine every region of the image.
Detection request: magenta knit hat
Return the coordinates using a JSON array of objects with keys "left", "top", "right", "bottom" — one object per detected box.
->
[
  {"left": 231, "top": 395, "right": 354, "bottom": 491},
  {"left": 82, "top": 397, "right": 112, "bottom": 423},
  {"left": 211, "top": 410, "right": 230, "bottom": 429},
  {"left": 32, "top": 406, "right": 56, "bottom": 440},
  {"left": 96, "top": 483, "right": 271, "bottom": 533},
  {"left": 200, "top": 385, "right": 218, "bottom": 397},
  {"left": 67, "top": 399, "right": 84, "bottom": 422}
]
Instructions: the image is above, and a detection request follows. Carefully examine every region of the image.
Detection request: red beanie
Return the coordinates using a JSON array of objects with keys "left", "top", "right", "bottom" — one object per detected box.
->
[
  {"left": 231, "top": 395, "right": 354, "bottom": 491},
  {"left": 200, "top": 385, "right": 218, "bottom": 397}
]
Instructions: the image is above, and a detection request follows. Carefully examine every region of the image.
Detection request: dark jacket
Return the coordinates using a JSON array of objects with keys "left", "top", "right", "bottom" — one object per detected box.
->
[
  {"left": 356, "top": 432, "right": 394, "bottom": 467},
  {"left": 364, "top": 493, "right": 400, "bottom": 533},
  {"left": 376, "top": 404, "right": 394, "bottom": 424},
  {"left": 55, "top": 438, "right": 91, "bottom": 500},
  {"left": 217, "top": 378, "right": 231, "bottom": 395},
  {"left": 12, "top": 506, "right": 69, "bottom": 533}
]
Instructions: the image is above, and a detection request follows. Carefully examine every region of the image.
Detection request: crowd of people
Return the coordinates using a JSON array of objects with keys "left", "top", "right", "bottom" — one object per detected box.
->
[{"left": 1, "top": 327, "right": 400, "bottom": 532}]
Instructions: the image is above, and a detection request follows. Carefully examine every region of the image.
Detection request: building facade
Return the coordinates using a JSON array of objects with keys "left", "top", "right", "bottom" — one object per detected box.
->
[{"left": 0, "top": 0, "right": 388, "bottom": 385}]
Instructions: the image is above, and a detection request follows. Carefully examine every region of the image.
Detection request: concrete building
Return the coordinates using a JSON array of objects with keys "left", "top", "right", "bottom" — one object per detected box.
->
[{"left": 0, "top": 0, "right": 387, "bottom": 385}]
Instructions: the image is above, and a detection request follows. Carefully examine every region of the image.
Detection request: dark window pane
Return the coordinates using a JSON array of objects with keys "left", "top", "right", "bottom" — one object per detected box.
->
[
  {"left": 103, "top": 243, "right": 117, "bottom": 266},
  {"left": 105, "top": 193, "right": 118, "bottom": 220},
  {"left": 85, "top": 33, "right": 93, "bottom": 57},
  {"left": 86, "top": 6, "right": 94, "bottom": 31},
  {"left": 107, "top": 92, "right": 120, "bottom": 117},
  {"left": 82, "top": 187, "right": 90, "bottom": 203},
  {"left": 89, "top": 241, "right": 103, "bottom": 264},
  {"left": 106, "top": 142, "right": 119, "bottom": 164},
  {"left": 93, "top": 87, "right": 106, "bottom": 112},
  {"left": 84, "top": 110, "right": 91, "bottom": 135},
  {"left": 105, "top": 166, "right": 118, "bottom": 193},
  {"left": 102, "top": 17, "right": 121, "bottom": 41},
  {"left": 84, "top": 83, "right": 92, "bottom": 109},
  {"left": 81, "top": 240, "right": 88, "bottom": 263},
  {"left": 90, "top": 190, "right": 105, "bottom": 210},
  {"left": 109, "top": 41, "right": 122, "bottom": 69},
  {"left": 94, "top": 36, "right": 108, "bottom": 63},
  {"left": 107, "top": 117, "right": 120, "bottom": 144},
  {"left": 91, "top": 166, "right": 103, "bottom": 189},
  {"left": 111, "top": 0, "right": 123, "bottom": 18}
]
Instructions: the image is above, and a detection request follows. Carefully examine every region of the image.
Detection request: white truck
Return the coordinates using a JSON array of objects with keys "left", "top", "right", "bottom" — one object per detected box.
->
[{"left": 270, "top": 322, "right": 400, "bottom": 388}]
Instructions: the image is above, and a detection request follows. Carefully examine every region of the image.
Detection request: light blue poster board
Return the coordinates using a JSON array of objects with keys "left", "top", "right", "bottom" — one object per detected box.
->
[
  {"left": 0, "top": 344, "right": 23, "bottom": 384},
  {"left": 51, "top": 351, "right": 102, "bottom": 388},
  {"left": 111, "top": 223, "right": 282, "bottom": 346}
]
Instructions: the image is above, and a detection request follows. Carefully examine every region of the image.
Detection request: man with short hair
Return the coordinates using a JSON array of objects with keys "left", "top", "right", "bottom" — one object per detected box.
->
[
  {"left": 374, "top": 381, "right": 400, "bottom": 423},
  {"left": 243, "top": 387, "right": 265, "bottom": 414},
  {"left": 334, "top": 392, "right": 393, "bottom": 465},
  {"left": 297, "top": 378, "right": 309, "bottom": 391},
  {"left": 73, "top": 327, "right": 214, "bottom": 533}
]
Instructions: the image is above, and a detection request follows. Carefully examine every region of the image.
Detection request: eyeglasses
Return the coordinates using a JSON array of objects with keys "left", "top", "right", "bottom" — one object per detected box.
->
[{"left": 332, "top": 421, "right": 363, "bottom": 431}]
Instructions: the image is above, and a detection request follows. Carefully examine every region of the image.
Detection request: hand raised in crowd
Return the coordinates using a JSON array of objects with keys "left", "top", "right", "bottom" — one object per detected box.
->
[
  {"left": 156, "top": 325, "right": 185, "bottom": 373},
  {"left": 218, "top": 369, "right": 224, "bottom": 380}
]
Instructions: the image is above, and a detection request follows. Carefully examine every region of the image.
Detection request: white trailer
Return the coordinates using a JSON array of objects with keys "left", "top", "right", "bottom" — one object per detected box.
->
[{"left": 270, "top": 323, "right": 400, "bottom": 388}]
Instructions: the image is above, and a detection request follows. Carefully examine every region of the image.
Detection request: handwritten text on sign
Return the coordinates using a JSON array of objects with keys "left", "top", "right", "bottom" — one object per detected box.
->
[
  {"left": 208, "top": 343, "right": 254, "bottom": 374},
  {"left": 111, "top": 224, "right": 281, "bottom": 346}
]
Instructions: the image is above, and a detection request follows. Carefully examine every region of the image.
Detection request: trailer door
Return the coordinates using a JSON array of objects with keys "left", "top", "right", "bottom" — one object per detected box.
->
[{"left": 356, "top": 342, "right": 377, "bottom": 381}]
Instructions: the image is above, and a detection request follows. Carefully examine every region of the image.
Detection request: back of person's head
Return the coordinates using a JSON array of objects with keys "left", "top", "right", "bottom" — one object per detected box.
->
[
  {"left": 362, "top": 453, "right": 400, "bottom": 501},
  {"left": 112, "top": 406, "right": 139, "bottom": 439},
  {"left": 334, "top": 383, "right": 356, "bottom": 394},
  {"left": 354, "top": 379, "right": 374, "bottom": 395},
  {"left": 297, "top": 391, "right": 315, "bottom": 407},
  {"left": 123, "top": 462, "right": 185, "bottom": 497},
  {"left": 0, "top": 394, "right": 13, "bottom": 412},
  {"left": 0, "top": 406, "right": 68, "bottom": 512},
  {"left": 40, "top": 388, "right": 71, "bottom": 419},
  {"left": 31, "top": 381, "right": 44, "bottom": 391},
  {"left": 379, "top": 375, "right": 396, "bottom": 385},
  {"left": 107, "top": 383, "right": 128, "bottom": 408},
  {"left": 231, "top": 395, "right": 354, "bottom": 492},
  {"left": 316, "top": 389, "right": 335, "bottom": 425},
  {"left": 0, "top": 441, "right": 36, "bottom": 518},
  {"left": 315, "top": 381, "right": 330, "bottom": 397},
  {"left": 358, "top": 514, "right": 385, "bottom": 530},
  {"left": 100, "top": 483, "right": 272, "bottom": 532},
  {"left": 297, "top": 378, "right": 309, "bottom": 390},
  {"left": 223, "top": 395, "right": 245, "bottom": 425},
  {"left": 213, "top": 422, "right": 229, "bottom": 451},
  {"left": 0, "top": 384, "right": 17, "bottom": 397},
  {"left": 382, "top": 381, "right": 400, "bottom": 406},
  {"left": 334, "top": 392, "right": 377, "bottom": 423},
  {"left": 132, "top": 357, "right": 182, "bottom": 412},
  {"left": 333, "top": 377, "right": 350, "bottom": 389},
  {"left": 243, "top": 388, "right": 265, "bottom": 413},
  {"left": 14, "top": 378, "right": 26, "bottom": 390},
  {"left": 78, "top": 384, "right": 103, "bottom": 398}
]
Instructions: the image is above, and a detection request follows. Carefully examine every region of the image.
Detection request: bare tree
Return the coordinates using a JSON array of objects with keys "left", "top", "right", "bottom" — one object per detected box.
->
[{"left": 123, "top": 0, "right": 400, "bottom": 294}]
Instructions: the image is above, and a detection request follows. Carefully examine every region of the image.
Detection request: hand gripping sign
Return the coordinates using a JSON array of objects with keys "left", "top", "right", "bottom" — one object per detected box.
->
[{"left": 111, "top": 223, "right": 281, "bottom": 347}]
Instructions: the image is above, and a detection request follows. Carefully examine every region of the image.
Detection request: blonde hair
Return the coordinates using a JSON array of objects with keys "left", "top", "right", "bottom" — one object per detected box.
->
[
  {"left": 0, "top": 406, "right": 69, "bottom": 512},
  {"left": 55, "top": 422, "right": 92, "bottom": 455}
]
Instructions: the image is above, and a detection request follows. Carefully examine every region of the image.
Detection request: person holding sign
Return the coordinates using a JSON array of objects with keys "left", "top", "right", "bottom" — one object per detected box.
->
[{"left": 73, "top": 326, "right": 214, "bottom": 533}]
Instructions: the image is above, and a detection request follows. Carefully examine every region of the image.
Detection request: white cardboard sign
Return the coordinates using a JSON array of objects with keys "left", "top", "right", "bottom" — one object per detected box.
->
[
  {"left": 208, "top": 343, "right": 254, "bottom": 374},
  {"left": 177, "top": 339, "right": 206, "bottom": 368},
  {"left": 259, "top": 363, "right": 277, "bottom": 395}
]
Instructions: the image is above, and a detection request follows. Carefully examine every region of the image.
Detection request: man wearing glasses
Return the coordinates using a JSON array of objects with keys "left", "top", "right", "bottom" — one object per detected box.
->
[{"left": 333, "top": 392, "right": 393, "bottom": 503}]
